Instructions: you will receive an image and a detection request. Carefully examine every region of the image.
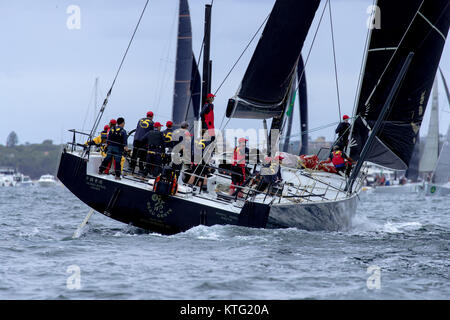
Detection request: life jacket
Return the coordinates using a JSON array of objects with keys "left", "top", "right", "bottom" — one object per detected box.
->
[
  {"left": 100, "top": 130, "right": 108, "bottom": 142},
  {"left": 331, "top": 150, "right": 345, "bottom": 166},
  {"left": 134, "top": 118, "right": 154, "bottom": 141},
  {"left": 201, "top": 103, "right": 215, "bottom": 129},
  {"left": 108, "top": 127, "right": 126, "bottom": 148},
  {"left": 162, "top": 128, "right": 174, "bottom": 148},
  {"left": 233, "top": 147, "right": 247, "bottom": 167}
]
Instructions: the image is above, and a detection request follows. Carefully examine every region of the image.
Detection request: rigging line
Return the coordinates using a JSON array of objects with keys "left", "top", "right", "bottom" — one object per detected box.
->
[
  {"left": 87, "top": 0, "right": 150, "bottom": 143},
  {"left": 362, "top": 0, "right": 425, "bottom": 110},
  {"left": 185, "top": 0, "right": 215, "bottom": 132},
  {"left": 222, "top": 0, "right": 329, "bottom": 134},
  {"left": 328, "top": 0, "right": 342, "bottom": 121},
  {"left": 294, "top": 0, "right": 329, "bottom": 99},
  {"left": 155, "top": 4, "right": 178, "bottom": 111},
  {"left": 81, "top": 79, "right": 97, "bottom": 132},
  {"left": 216, "top": 13, "right": 270, "bottom": 131},
  {"left": 347, "top": 0, "right": 376, "bottom": 154},
  {"left": 214, "top": 13, "right": 270, "bottom": 97}
]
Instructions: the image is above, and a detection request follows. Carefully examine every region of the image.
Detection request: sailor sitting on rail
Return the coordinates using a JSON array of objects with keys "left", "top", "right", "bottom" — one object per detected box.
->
[
  {"left": 330, "top": 145, "right": 353, "bottom": 177},
  {"left": 256, "top": 155, "right": 283, "bottom": 193}
]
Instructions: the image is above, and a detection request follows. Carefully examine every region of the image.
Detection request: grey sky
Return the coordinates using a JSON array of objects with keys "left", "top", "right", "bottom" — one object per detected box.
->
[{"left": 0, "top": 0, "right": 449, "bottom": 146}]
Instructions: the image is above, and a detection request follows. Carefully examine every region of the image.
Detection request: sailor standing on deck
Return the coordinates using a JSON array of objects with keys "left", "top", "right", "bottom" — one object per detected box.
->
[
  {"left": 229, "top": 138, "right": 249, "bottom": 196},
  {"left": 142, "top": 122, "right": 165, "bottom": 177},
  {"left": 130, "top": 111, "right": 154, "bottom": 175},
  {"left": 200, "top": 93, "right": 215, "bottom": 136},
  {"left": 334, "top": 115, "right": 351, "bottom": 149},
  {"left": 162, "top": 121, "right": 175, "bottom": 165},
  {"left": 99, "top": 117, "right": 128, "bottom": 180}
]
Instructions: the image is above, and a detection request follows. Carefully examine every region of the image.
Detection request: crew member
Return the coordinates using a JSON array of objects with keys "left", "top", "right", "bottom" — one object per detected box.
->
[
  {"left": 334, "top": 114, "right": 351, "bottom": 150},
  {"left": 331, "top": 145, "right": 353, "bottom": 176},
  {"left": 130, "top": 111, "right": 154, "bottom": 174},
  {"left": 161, "top": 121, "right": 175, "bottom": 165},
  {"left": 99, "top": 117, "right": 128, "bottom": 180},
  {"left": 172, "top": 121, "right": 190, "bottom": 165},
  {"left": 86, "top": 125, "right": 110, "bottom": 157},
  {"left": 142, "top": 122, "right": 165, "bottom": 177},
  {"left": 109, "top": 119, "right": 117, "bottom": 129},
  {"left": 229, "top": 138, "right": 249, "bottom": 196},
  {"left": 185, "top": 134, "right": 213, "bottom": 187},
  {"left": 256, "top": 156, "right": 275, "bottom": 193},
  {"left": 200, "top": 93, "right": 215, "bottom": 136}
]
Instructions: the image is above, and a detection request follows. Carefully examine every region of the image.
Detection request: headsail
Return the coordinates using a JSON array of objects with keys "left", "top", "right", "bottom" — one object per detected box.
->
[
  {"left": 226, "top": 0, "right": 320, "bottom": 119},
  {"left": 350, "top": 0, "right": 450, "bottom": 170},
  {"left": 172, "top": 0, "right": 201, "bottom": 128},
  {"left": 433, "top": 69, "right": 450, "bottom": 184},
  {"left": 419, "top": 77, "right": 440, "bottom": 173}
]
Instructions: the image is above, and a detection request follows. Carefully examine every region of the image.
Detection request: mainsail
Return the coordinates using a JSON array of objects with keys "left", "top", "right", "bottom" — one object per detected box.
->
[
  {"left": 226, "top": 0, "right": 320, "bottom": 119},
  {"left": 419, "top": 77, "right": 440, "bottom": 173},
  {"left": 350, "top": 0, "right": 450, "bottom": 170},
  {"left": 172, "top": 0, "right": 201, "bottom": 128}
]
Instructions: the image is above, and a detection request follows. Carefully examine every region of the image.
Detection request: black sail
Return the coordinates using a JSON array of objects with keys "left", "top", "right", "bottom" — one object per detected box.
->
[
  {"left": 298, "top": 56, "right": 308, "bottom": 155},
  {"left": 350, "top": 0, "right": 450, "bottom": 170},
  {"left": 226, "top": 0, "right": 320, "bottom": 119},
  {"left": 172, "top": 0, "right": 200, "bottom": 128}
]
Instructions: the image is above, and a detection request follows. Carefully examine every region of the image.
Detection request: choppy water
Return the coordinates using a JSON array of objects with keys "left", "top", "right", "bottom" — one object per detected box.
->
[{"left": 0, "top": 185, "right": 448, "bottom": 299}]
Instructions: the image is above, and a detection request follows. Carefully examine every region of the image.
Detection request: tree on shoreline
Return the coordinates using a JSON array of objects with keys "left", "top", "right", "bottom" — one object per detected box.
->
[{"left": 6, "top": 131, "right": 18, "bottom": 147}]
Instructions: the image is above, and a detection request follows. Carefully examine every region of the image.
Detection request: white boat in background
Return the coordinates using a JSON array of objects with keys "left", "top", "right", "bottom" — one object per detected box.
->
[
  {"left": 0, "top": 168, "right": 19, "bottom": 187},
  {"left": 20, "top": 176, "right": 33, "bottom": 186},
  {"left": 363, "top": 163, "right": 421, "bottom": 194},
  {"left": 38, "top": 174, "right": 57, "bottom": 187}
]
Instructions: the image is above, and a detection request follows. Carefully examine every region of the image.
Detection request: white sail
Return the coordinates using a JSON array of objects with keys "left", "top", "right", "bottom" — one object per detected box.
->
[
  {"left": 432, "top": 119, "right": 450, "bottom": 184},
  {"left": 419, "top": 77, "right": 440, "bottom": 173}
]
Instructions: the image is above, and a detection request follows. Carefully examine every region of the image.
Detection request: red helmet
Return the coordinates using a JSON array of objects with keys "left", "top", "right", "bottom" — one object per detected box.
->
[
  {"left": 166, "top": 121, "right": 173, "bottom": 127},
  {"left": 274, "top": 155, "right": 284, "bottom": 161},
  {"left": 109, "top": 119, "right": 117, "bottom": 125},
  {"left": 207, "top": 93, "right": 215, "bottom": 99},
  {"left": 103, "top": 125, "right": 110, "bottom": 131},
  {"left": 343, "top": 115, "right": 349, "bottom": 120},
  {"left": 238, "top": 137, "right": 248, "bottom": 143},
  {"left": 154, "top": 122, "right": 162, "bottom": 127},
  {"left": 147, "top": 111, "right": 154, "bottom": 117},
  {"left": 264, "top": 156, "right": 272, "bottom": 162}
]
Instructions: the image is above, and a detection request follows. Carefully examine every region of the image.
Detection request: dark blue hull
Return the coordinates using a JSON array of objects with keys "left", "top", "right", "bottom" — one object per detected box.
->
[{"left": 57, "top": 151, "right": 357, "bottom": 234}]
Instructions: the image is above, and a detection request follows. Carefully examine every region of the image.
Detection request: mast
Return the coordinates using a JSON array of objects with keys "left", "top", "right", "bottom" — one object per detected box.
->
[
  {"left": 298, "top": 55, "right": 308, "bottom": 155},
  {"left": 172, "top": 0, "right": 201, "bottom": 128},
  {"left": 201, "top": 4, "right": 212, "bottom": 106},
  {"left": 282, "top": 79, "right": 296, "bottom": 153},
  {"left": 94, "top": 77, "right": 98, "bottom": 124}
]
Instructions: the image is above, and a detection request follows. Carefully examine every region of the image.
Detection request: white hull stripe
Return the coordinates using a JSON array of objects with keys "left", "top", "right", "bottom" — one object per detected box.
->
[{"left": 418, "top": 12, "right": 446, "bottom": 41}]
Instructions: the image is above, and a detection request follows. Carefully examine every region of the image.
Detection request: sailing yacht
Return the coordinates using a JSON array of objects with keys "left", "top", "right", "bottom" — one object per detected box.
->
[
  {"left": 57, "top": 0, "right": 449, "bottom": 235},
  {"left": 424, "top": 69, "right": 450, "bottom": 195}
]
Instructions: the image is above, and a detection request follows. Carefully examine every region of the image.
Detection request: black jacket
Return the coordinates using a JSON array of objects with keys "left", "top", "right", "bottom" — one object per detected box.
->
[{"left": 143, "top": 130, "right": 165, "bottom": 150}]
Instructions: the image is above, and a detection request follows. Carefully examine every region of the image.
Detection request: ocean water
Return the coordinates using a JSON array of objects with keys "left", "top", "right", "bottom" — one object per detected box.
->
[{"left": 0, "top": 185, "right": 448, "bottom": 300}]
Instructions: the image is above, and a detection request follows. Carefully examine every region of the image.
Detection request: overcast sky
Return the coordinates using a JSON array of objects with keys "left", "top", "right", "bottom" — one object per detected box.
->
[{"left": 0, "top": 0, "right": 449, "bottom": 146}]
